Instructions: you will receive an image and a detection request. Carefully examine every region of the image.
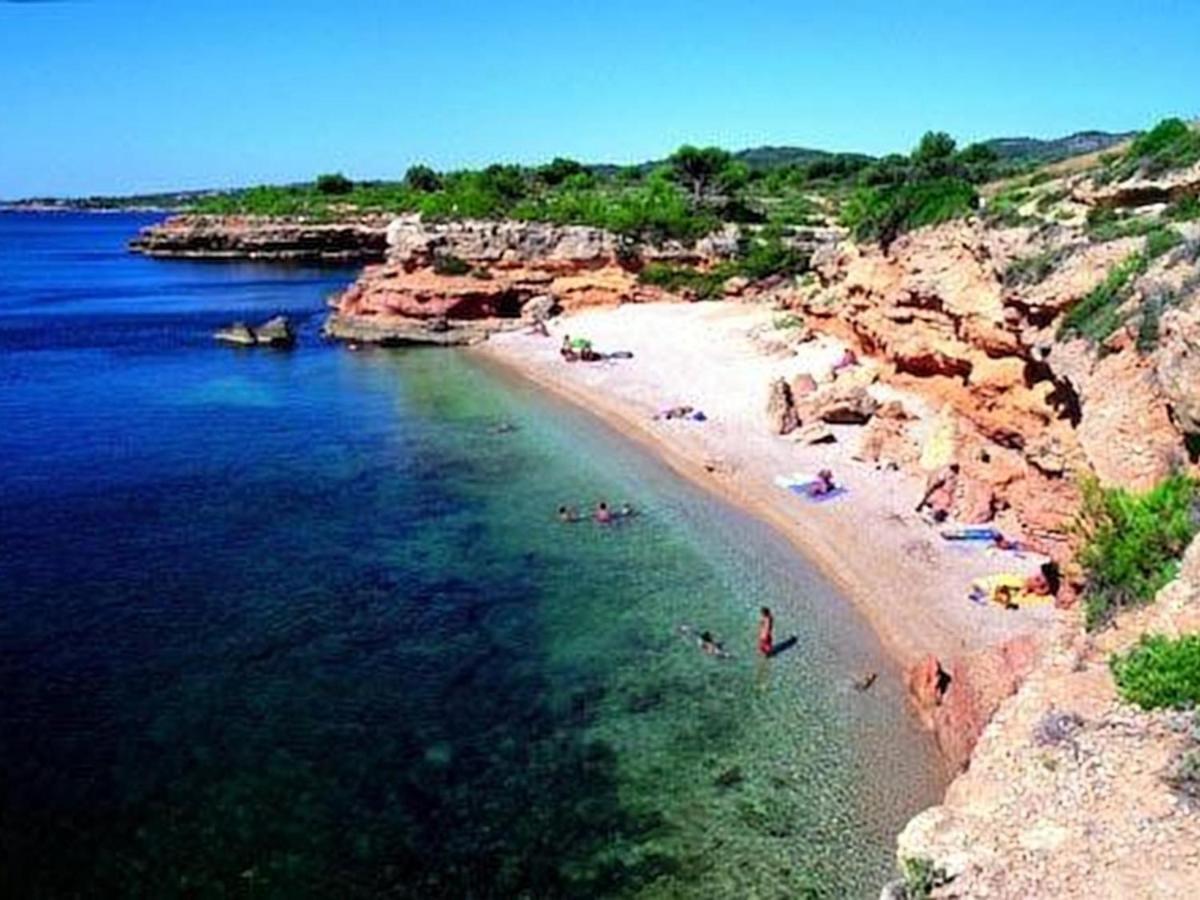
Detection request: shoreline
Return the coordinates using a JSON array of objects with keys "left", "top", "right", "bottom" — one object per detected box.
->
[{"left": 474, "top": 302, "right": 1056, "bottom": 676}]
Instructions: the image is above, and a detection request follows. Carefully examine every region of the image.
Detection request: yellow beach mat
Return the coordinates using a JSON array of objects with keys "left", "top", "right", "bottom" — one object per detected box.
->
[{"left": 969, "top": 573, "right": 1054, "bottom": 609}]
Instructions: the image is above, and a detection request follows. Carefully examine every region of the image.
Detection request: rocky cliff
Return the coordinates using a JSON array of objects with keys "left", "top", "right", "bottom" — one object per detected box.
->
[
  {"left": 129, "top": 214, "right": 390, "bottom": 262},
  {"left": 324, "top": 216, "right": 756, "bottom": 345},
  {"left": 894, "top": 539, "right": 1200, "bottom": 899}
]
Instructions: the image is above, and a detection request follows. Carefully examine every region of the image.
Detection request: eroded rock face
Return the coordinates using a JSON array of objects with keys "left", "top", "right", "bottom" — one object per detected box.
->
[
  {"left": 1157, "top": 306, "right": 1200, "bottom": 436},
  {"left": 788, "top": 217, "right": 1199, "bottom": 565},
  {"left": 907, "top": 636, "right": 1041, "bottom": 772},
  {"left": 130, "top": 215, "right": 390, "bottom": 262},
  {"left": 325, "top": 217, "right": 750, "bottom": 345},
  {"left": 897, "top": 542, "right": 1200, "bottom": 898}
]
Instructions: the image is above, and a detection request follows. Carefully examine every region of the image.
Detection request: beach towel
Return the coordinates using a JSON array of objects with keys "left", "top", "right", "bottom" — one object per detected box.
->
[
  {"left": 941, "top": 526, "right": 1002, "bottom": 542},
  {"left": 969, "top": 573, "right": 1052, "bottom": 609},
  {"left": 773, "top": 472, "right": 818, "bottom": 489},
  {"left": 787, "top": 484, "right": 848, "bottom": 503}
]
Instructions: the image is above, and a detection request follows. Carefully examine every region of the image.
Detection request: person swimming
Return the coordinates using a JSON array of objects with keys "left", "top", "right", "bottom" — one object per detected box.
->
[
  {"left": 558, "top": 505, "right": 581, "bottom": 523},
  {"left": 698, "top": 630, "right": 731, "bottom": 658},
  {"left": 618, "top": 502, "right": 636, "bottom": 518},
  {"left": 594, "top": 501, "right": 613, "bottom": 524}
]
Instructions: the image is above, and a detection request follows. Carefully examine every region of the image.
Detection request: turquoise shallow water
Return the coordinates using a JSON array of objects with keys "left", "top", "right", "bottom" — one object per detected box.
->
[{"left": 0, "top": 213, "right": 946, "bottom": 898}]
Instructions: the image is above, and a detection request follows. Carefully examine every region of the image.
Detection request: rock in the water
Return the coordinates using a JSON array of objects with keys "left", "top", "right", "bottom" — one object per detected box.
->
[
  {"left": 213, "top": 322, "right": 257, "bottom": 346},
  {"left": 253, "top": 315, "right": 295, "bottom": 347},
  {"left": 214, "top": 315, "right": 295, "bottom": 348}
]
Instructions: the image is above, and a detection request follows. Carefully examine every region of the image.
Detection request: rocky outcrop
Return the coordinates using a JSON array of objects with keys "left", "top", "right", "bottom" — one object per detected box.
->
[
  {"left": 787, "top": 218, "right": 1200, "bottom": 569},
  {"left": 907, "top": 636, "right": 1041, "bottom": 771},
  {"left": 130, "top": 215, "right": 390, "bottom": 262},
  {"left": 896, "top": 539, "right": 1200, "bottom": 899},
  {"left": 214, "top": 315, "right": 295, "bottom": 348},
  {"left": 326, "top": 217, "right": 748, "bottom": 345},
  {"left": 1081, "top": 159, "right": 1200, "bottom": 209}
]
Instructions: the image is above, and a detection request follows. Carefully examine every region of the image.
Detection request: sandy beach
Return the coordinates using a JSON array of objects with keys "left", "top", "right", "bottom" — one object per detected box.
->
[{"left": 481, "top": 301, "right": 1056, "bottom": 669}]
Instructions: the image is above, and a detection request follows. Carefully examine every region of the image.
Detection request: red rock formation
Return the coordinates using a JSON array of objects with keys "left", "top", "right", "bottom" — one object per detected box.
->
[
  {"left": 908, "top": 635, "right": 1040, "bottom": 771},
  {"left": 326, "top": 217, "right": 743, "bottom": 344}
]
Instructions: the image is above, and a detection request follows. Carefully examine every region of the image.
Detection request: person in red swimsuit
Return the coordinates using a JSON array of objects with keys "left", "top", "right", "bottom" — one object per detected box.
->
[{"left": 757, "top": 607, "right": 774, "bottom": 657}]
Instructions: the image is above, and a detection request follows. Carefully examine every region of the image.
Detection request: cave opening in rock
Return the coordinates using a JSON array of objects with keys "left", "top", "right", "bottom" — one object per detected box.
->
[{"left": 495, "top": 292, "right": 524, "bottom": 318}]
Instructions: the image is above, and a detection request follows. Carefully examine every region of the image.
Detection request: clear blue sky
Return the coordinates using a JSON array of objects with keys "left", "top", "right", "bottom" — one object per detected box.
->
[{"left": 1, "top": 0, "right": 1197, "bottom": 198}]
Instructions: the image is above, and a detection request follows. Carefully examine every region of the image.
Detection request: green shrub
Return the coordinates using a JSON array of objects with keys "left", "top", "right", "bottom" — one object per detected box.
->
[
  {"left": 1058, "top": 252, "right": 1147, "bottom": 343},
  {"left": 1111, "top": 634, "right": 1200, "bottom": 708},
  {"left": 902, "top": 857, "right": 949, "bottom": 900},
  {"left": 432, "top": 253, "right": 471, "bottom": 276},
  {"left": 1167, "top": 195, "right": 1200, "bottom": 222},
  {"left": 1145, "top": 225, "right": 1184, "bottom": 260},
  {"left": 1136, "top": 292, "right": 1172, "bottom": 354},
  {"left": 842, "top": 177, "right": 977, "bottom": 244},
  {"left": 1111, "top": 118, "right": 1200, "bottom": 180},
  {"left": 404, "top": 165, "right": 442, "bottom": 192},
  {"left": 315, "top": 173, "right": 354, "bottom": 195},
  {"left": 1076, "top": 474, "right": 1198, "bottom": 630},
  {"left": 1004, "top": 249, "right": 1060, "bottom": 288},
  {"left": 736, "top": 228, "right": 810, "bottom": 279},
  {"left": 637, "top": 263, "right": 726, "bottom": 299}
]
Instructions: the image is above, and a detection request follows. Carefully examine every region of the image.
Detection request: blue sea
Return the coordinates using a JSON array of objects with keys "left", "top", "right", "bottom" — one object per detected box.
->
[{"left": 0, "top": 212, "right": 945, "bottom": 899}]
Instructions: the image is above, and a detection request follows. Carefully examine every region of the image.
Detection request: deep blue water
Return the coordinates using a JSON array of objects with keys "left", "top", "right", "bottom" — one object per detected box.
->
[{"left": 0, "top": 213, "right": 945, "bottom": 899}]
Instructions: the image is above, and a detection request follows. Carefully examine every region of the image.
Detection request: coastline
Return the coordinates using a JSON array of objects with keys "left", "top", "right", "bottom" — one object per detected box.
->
[{"left": 475, "top": 302, "right": 1055, "bottom": 674}]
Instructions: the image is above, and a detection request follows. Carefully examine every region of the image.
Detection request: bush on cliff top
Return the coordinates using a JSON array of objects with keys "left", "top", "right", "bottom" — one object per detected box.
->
[
  {"left": 1111, "top": 634, "right": 1200, "bottom": 710},
  {"left": 840, "top": 132, "right": 987, "bottom": 245},
  {"left": 1108, "top": 118, "right": 1200, "bottom": 181},
  {"left": 1075, "top": 474, "right": 1198, "bottom": 630}
]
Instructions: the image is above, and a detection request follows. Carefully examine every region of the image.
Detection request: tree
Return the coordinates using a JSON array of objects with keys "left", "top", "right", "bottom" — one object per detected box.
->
[
  {"left": 537, "top": 157, "right": 587, "bottom": 186},
  {"left": 716, "top": 160, "right": 750, "bottom": 194},
  {"left": 404, "top": 164, "right": 442, "bottom": 192},
  {"left": 481, "top": 164, "right": 528, "bottom": 203},
  {"left": 315, "top": 172, "right": 354, "bottom": 195},
  {"left": 668, "top": 145, "right": 732, "bottom": 205},
  {"left": 912, "top": 132, "right": 958, "bottom": 178}
]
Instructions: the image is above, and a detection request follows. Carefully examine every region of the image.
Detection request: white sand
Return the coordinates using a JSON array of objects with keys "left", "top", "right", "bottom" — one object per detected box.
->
[{"left": 481, "top": 302, "right": 1055, "bottom": 668}]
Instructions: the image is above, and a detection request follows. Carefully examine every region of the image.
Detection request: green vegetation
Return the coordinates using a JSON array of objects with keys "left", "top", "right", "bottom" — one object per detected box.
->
[
  {"left": 637, "top": 263, "right": 726, "bottom": 299},
  {"left": 432, "top": 253, "right": 471, "bottom": 276},
  {"left": 1136, "top": 291, "right": 1173, "bottom": 354},
  {"left": 1058, "top": 252, "right": 1147, "bottom": 342},
  {"left": 1111, "top": 634, "right": 1200, "bottom": 709},
  {"left": 840, "top": 132, "right": 994, "bottom": 244},
  {"left": 315, "top": 172, "right": 353, "bottom": 195},
  {"left": 1075, "top": 474, "right": 1198, "bottom": 630},
  {"left": 637, "top": 227, "right": 810, "bottom": 298},
  {"left": 902, "top": 857, "right": 949, "bottom": 900},
  {"left": 1145, "top": 225, "right": 1184, "bottom": 260},
  {"left": 1004, "top": 248, "right": 1060, "bottom": 288},
  {"left": 1167, "top": 195, "right": 1200, "bottom": 222},
  {"left": 1105, "top": 118, "right": 1200, "bottom": 181}
]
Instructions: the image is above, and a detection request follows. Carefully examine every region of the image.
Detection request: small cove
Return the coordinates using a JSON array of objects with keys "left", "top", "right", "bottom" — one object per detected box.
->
[{"left": 0, "top": 212, "right": 947, "bottom": 898}]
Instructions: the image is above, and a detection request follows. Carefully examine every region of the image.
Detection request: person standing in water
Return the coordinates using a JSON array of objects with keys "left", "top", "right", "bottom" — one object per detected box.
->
[
  {"left": 757, "top": 607, "right": 774, "bottom": 657},
  {"left": 594, "top": 501, "right": 613, "bottom": 524}
]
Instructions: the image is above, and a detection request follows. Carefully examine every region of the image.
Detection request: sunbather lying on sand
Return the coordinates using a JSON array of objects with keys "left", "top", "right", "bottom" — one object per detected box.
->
[{"left": 808, "top": 469, "right": 837, "bottom": 497}]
